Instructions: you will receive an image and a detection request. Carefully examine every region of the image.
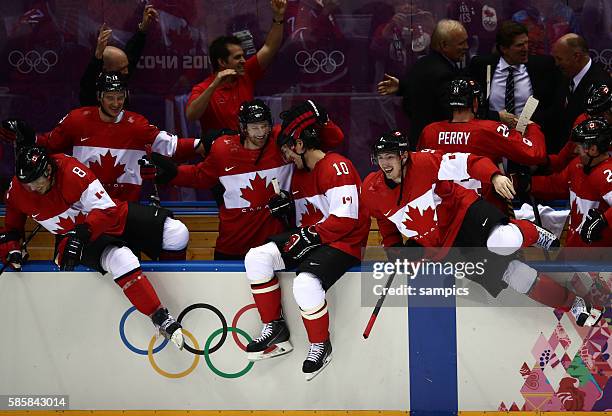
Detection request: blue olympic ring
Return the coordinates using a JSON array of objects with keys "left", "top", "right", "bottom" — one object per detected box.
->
[{"left": 119, "top": 306, "right": 168, "bottom": 355}]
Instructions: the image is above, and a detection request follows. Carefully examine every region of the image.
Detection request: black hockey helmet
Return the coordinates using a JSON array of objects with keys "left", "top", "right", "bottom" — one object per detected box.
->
[
  {"left": 96, "top": 71, "right": 128, "bottom": 99},
  {"left": 277, "top": 124, "right": 321, "bottom": 150},
  {"left": 585, "top": 84, "right": 611, "bottom": 116},
  {"left": 448, "top": 77, "right": 483, "bottom": 110},
  {"left": 371, "top": 130, "right": 410, "bottom": 162},
  {"left": 238, "top": 99, "right": 272, "bottom": 128},
  {"left": 16, "top": 146, "right": 51, "bottom": 183},
  {"left": 572, "top": 117, "right": 611, "bottom": 153}
]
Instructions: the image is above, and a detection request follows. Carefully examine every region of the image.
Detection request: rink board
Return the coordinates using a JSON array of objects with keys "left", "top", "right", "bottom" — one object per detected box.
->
[{"left": 1, "top": 262, "right": 610, "bottom": 413}]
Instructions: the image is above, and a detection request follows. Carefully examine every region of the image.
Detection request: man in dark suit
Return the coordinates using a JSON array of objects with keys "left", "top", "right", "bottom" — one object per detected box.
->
[
  {"left": 377, "top": 19, "right": 468, "bottom": 148},
  {"left": 552, "top": 33, "right": 611, "bottom": 151},
  {"left": 469, "top": 21, "right": 562, "bottom": 147}
]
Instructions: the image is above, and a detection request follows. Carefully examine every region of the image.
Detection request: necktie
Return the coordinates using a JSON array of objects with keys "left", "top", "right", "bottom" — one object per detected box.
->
[
  {"left": 566, "top": 79, "right": 575, "bottom": 106},
  {"left": 504, "top": 66, "right": 515, "bottom": 114}
]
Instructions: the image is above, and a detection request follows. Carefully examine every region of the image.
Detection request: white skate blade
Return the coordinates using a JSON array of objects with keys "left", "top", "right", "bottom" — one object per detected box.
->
[
  {"left": 171, "top": 329, "right": 185, "bottom": 350},
  {"left": 247, "top": 341, "right": 293, "bottom": 361},
  {"left": 304, "top": 353, "right": 333, "bottom": 381},
  {"left": 583, "top": 307, "right": 605, "bottom": 327}
]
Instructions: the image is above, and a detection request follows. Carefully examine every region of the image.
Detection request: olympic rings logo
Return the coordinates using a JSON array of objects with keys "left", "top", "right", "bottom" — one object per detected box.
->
[
  {"left": 294, "top": 49, "right": 345, "bottom": 74},
  {"left": 590, "top": 49, "right": 612, "bottom": 73},
  {"left": 8, "top": 50, "right": 58, "bottom": 74},
  {"left": 119, "top": 303, "right": 263, "bottom": 379}
]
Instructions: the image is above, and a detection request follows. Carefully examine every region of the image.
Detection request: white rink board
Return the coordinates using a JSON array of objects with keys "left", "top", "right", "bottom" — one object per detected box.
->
[{"left": 0, "top": 271, "right": 409, "bottom": 410}]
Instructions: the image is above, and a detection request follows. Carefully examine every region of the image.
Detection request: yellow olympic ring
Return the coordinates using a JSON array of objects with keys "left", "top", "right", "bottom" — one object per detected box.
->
[{"left": 147, "top": 329, "right": 200, "bottom": 378}]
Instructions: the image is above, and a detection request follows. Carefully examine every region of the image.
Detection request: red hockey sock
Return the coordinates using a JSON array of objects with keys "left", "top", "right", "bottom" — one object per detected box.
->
[
  {"left": 510, "top": 219, "right": 538, "bottom": 247},
  {"left": 115, "top": 269, "right": 161, "bottom": 316},
  {"left": 528, "top": 273, "right": 576, "bottom": 310},
  {"left": 251, "top": 276, "right": 281, "bottom": 323},
  {"left": 301, "top": 301, "right": 330, "bottom": 343}
]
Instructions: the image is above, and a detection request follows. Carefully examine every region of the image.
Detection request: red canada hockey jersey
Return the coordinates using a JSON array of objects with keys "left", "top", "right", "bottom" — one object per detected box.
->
[
  {"left": 3, "top": 154, "right": 128, "bottom": 241},
  {"left": 36, "top": 107, "right": 198, "bottom": 202},
  {"left": 290, "top": 153, "right": 369, "bottom": 259},
  {"left": 362, "top": 150, "right": 500, "bottom": 256},
  {"left": 418, "top": 119, "right": 545, "bottom": 213},
  {"left": 532, "top": 157, "right": 612, "bottom": 247},
  {"left": 171, "top": 122, "right": 344, "bottom": 256}
]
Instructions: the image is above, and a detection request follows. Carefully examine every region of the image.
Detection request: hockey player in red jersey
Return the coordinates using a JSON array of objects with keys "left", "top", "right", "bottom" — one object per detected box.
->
[
  {"left": 417, "top": 77, "right": 546, "bottom": 213},
  {"left": 547, "top": 83, "right": 611, "bottom": 173},
  {"left": 517, "top": 118, "right": 612, "bottom": 248},
  {"left": 363, "top": 131, "right": 604, "bottom": 327},
  {"left": 148, "top": 99, "right": 344, "bottom": 259},
  {"left": 241, "top": 110, "right": 369, "bottom": 381},
  {"left": 0, "top": 146, "right": 188, "bottom": 348},
  {"left": 1, "top": 72, "right": 204, "bottom": 202}
]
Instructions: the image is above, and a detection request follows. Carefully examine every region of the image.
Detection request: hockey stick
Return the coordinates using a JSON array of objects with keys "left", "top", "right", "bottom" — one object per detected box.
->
[
  {"left": 0, "top": 224, "right": 43, "bottom": 276},
  {"left": 363, "top": 269, "right": 397, "bottom": 339}
]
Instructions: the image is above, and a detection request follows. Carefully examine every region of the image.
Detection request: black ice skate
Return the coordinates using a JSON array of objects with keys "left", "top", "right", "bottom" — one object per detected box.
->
[
  {"left": 151, "top": 307, "right": 184, "bottom": 350},
  {"left": 570, "top": 296, "right": 605, "bottom": 327},
  {"left": 302, "top": 340, "right": 332, "bottom": 381},
  {"left": 533, "top": 224, "right": 560, "bottom": 250},
  {"left": 246, "top": 318, "right": 293, "bottom": 361}
]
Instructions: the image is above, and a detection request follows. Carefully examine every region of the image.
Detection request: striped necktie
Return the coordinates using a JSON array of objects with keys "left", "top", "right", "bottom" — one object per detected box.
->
[{"left": 504, "top": 66, "right": 515, "bottom": 114}]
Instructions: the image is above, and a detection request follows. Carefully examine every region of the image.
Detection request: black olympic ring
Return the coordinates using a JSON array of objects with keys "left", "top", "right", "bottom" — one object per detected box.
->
[{"left": 177, "top": 303, "right": 228, "bottom": 355}]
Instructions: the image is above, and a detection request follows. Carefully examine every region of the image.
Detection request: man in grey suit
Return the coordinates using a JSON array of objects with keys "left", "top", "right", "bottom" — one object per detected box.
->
[
  {"left": 552, "top": 33, "right": 611, "bottom": 151},
  {"left": 469, "top": 21, "right": 562, "bottom": 149}
]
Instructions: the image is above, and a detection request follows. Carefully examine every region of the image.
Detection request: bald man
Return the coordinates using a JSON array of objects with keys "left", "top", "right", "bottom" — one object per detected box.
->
[
  {"left": 552, "top": 33, "right": 610, "bottom": 149},
  {"left": 79, "top": 5, "right": 159, "bottom": 106},
  {"left": 377, "top": 19, "right": 469, "bottom": 148}
]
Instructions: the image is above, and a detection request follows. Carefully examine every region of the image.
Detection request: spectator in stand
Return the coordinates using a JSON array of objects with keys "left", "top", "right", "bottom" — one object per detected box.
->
[
  {"left": 79, "top": 4, "right": 159, "bottom": 106},
  {"left": 186, "top": 0, "right": 287, "bottom": 136}
]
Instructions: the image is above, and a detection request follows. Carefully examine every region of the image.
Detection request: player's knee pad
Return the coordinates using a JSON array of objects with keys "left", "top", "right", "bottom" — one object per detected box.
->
[
  {"left": 244, "top": 242, "right": 285, "bottom": 284},
  {"left": 502, "top": 259, "right": 538, "bottom": 294},
  {"left": 487, "top": 223, "right": 524, "bottom": 256},
  {"left": 161, "top": 217, "right": 189, "bottom": 251},
  {"left": 293, "top": 272, "right": 325, "bottom": 311},
  {"left": 101, "top": 245, "right": 141, "bottom": 280}
]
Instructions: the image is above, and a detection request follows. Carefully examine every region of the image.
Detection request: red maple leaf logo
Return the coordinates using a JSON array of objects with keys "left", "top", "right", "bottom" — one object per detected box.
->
[
  {"left": 240, "top": 173, "right": 276, "bottom": 208},
  {"left": 88, "top": 151, "right": 126, "bottom": 184},
  {"left": 54, "top": 212, "right": 87, "bottom": 234},
  {"left": 300, "top": 201, "right": 324, "bottom": 226},
  {"left": 402, "top": 205, "right": 437, "bottom": 237}
]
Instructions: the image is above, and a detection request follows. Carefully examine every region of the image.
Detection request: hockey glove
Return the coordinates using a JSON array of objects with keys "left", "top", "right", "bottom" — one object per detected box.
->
[
  {"left": 55, "top": 225, "right": 91, "bottom": 271},
  {"left": 385, "top": 239, "right": 424, "bottom": 263},
  {"left": 148, "top": 152, "right": 178, "bottom": 185},
  {"left": 0, "top": 230, "right": 23, "bottom": 270},
  {"left": 0, "top": 119, "right": 36, "bottom": 147},
  {"left": 580, "top": 208, "right": 608, "bottom": 244},
  {"left": 138, "top": 155, "right": 157, "bottom": 180},
  {"left": 510, "top": 172, "right": 531, "bottom": 203},
  {"left": 282, "top": 226, "right": 321, "bottom": 261},
  {"left": 268, "top": 190, "right": 294, "bottom": 220}
]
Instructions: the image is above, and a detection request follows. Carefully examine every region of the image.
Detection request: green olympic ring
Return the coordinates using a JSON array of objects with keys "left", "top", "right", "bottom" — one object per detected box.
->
[{"left": 204, "top": 327, "right": 254, "bottom": 378}]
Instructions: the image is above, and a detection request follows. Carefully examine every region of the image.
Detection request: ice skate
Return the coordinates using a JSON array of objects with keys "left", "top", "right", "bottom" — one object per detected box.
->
[
  {"left": 570, "top": 296, "right": 605, "bottom": 327},
  {"left": 302, "top": 340, "right": 332, "bottom": 381},
  {"left": 246, "top": 318, "right": 293, "bottom": 361},
  {"left": 151, "top": 307, "right": 184, "bottom": 350}
]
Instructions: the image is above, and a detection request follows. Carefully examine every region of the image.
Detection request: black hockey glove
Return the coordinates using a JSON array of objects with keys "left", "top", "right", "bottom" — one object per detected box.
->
[
  {"left": 385, "top": 239, "right": 424, "bottom": 263},
  {"left": 510, "top": 172, "right": 531, "bottom": 203},
  {"left": 0, "top": 230, "right": 23, "bottom": 270},
  {"left": 268, "top": 190, "right": 294, "bottom": 220},
  {"left": 55, "top": 225, "right": 91, "bottom": 271},
  {"left": 148, "top": 152, "right": 178, "bottom": 185},
  {"left": 282, "top": 226, "right": 321, "bottom": 261},
  {"left": 580, "top": 208, "right": 608, "bottom": 244},
  {"left": 1, "top": 118, "right": 36, "bottom": 148}
]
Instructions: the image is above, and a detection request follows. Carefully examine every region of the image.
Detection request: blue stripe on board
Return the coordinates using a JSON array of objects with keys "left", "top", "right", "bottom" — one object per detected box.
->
[{"left": 408, "top": 272, "right": 458, "bottom": 416}]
